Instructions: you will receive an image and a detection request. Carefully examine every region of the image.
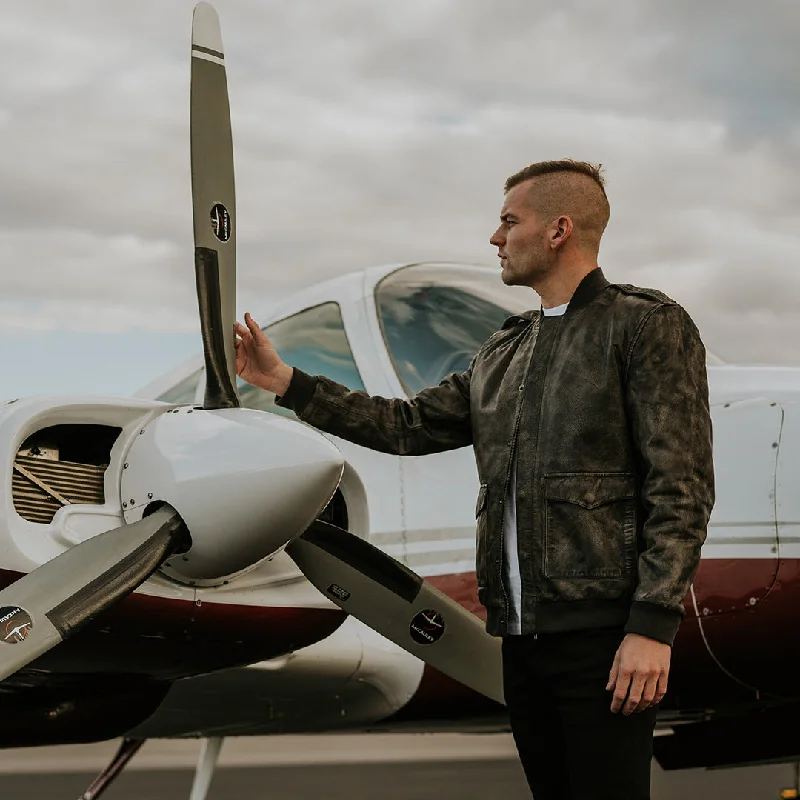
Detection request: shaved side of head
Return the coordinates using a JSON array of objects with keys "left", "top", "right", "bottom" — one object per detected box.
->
[{"left": 505, "top": 160, "right": 610, "bottom": 254}]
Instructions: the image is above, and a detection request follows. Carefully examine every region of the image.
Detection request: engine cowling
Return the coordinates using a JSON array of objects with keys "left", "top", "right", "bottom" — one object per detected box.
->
[{"left": 120, "top": 406, "right": 344, "bottom": 585}]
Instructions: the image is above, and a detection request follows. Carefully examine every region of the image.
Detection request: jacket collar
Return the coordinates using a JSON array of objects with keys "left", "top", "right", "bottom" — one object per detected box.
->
[
  {"left": 501, "top": 267, "right": 609, "bottom": 329},
  {"left": 565, "top": 266, "right": 609, "bottom": 313}
]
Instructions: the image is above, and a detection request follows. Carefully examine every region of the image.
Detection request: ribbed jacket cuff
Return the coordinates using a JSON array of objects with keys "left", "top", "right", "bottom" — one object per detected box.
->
[
  {"left": 624, "top": 601, "right": 682, "bottom": 646},
  {"left": 275, "top": 368, "right": 317, "bottom": 416}
]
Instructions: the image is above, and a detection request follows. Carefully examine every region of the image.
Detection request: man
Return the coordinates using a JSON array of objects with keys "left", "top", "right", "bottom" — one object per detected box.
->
[{"left": 235, "top": 159, "right": 715, "bottom": 799}]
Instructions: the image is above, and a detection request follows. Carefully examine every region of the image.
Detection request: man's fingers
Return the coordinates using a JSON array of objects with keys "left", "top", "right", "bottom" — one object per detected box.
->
[
  {"left": 610, "top": 669, "right": 632, "bottom": 714},
  {"left": 234, "top": 323, "right": 249, "bottom": 376},
  {"left": 633, "top": 673, "right": 659, "bottom": 713},
  {"left": 244, "top": 312, "right": 265, "bottom": 341},
  {"left": 606, "top": 649, "right": 620, "bottom": 692},
  {"left": 640, "top": 669, "right": 669, "bottom": 711},
  {"left": 622, "top": 672, "right": 646, "bottom": 715},
  {"left": 651, "top": 669, "right": 669, "bottom": 708},
  {"left": 607, "top": 635, "right": 672, "bottom": 714}
]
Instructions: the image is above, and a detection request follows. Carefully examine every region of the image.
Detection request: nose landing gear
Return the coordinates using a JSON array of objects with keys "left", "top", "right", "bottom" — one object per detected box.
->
[
  {"left": 78, "top": 739, "right": 145, "bottom": 800},
  {"left": 77, "top": 736, "right": 225, "bottom": 800}
]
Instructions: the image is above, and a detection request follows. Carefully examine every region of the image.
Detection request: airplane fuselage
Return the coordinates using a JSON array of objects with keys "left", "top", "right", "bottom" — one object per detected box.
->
[{"left": 1, "top": 264, "right": 798, "bottom": 771}]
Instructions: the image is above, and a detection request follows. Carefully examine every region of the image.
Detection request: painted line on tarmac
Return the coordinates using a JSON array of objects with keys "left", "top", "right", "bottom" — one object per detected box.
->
[{"left": 0, "top": 733, "right": 520, "bottom": 774}]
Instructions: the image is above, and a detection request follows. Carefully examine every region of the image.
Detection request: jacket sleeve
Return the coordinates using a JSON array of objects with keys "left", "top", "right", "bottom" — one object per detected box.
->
[
  {"left": 275, "top": 363, "right": 474, "bottom": 456},
  {"left": 622, "top": 303, "right": 715, "bottom": 646}
]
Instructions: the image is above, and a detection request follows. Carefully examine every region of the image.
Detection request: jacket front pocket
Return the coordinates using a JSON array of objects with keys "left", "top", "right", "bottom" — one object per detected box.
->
[{"left": 543, "top": 473, "right": 636, "bottom": 579}]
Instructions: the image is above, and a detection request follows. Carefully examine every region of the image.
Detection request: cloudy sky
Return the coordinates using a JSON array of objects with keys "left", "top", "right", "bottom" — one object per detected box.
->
[{"left": 2, "top": 0, "right": 798, "bottom": 398}]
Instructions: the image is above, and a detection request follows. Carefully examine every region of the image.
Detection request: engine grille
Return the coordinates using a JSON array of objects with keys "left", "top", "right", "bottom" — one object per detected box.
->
[{"left": 12, "top": 455, "right": 107, "bottom": 524}]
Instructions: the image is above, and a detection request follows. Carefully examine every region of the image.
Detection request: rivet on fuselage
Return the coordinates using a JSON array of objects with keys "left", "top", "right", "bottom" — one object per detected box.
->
[
  {"left": 749, "top": 597, "right": 757, "bottom": 606},
  {"left": 702, "top": 607, "right": 710, "bottom": 616}
]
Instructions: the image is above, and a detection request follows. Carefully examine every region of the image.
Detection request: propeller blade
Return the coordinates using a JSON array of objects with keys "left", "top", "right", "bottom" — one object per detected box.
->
[
  {"left": 0, "top": 506, "right": 188, "bottom": 682},
  {"left": 191, "top": 2, "right": 239, "bottom": 409},
  {"left": 286, "top": 520, "right": 504, "bottom": 705}
]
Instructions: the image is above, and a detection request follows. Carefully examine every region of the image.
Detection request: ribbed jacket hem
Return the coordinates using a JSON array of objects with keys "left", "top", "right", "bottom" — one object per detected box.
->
[{"left": 485, "top": 598, "right": 680, "bottom": 645}]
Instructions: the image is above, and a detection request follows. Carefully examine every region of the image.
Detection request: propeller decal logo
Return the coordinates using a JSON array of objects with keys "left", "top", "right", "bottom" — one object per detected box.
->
[
  {"left": 409, "top": 609, "right": 446, "bottom": 645},
  {"left": 0, "top": 606, "right": 33, "bottom": 644},
  {"left": 210, "top": 203, "right": 231, "bottom": 242},
  {"left": 327, "top": 584, "right": 351, "bottom": 603}
]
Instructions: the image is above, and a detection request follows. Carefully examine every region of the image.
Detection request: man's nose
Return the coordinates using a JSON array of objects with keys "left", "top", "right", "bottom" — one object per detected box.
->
[{"left": 490, "top": 228, "right": 504, "bottom": 247}]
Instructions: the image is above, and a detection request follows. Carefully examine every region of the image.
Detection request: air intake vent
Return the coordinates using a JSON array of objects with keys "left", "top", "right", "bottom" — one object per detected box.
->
[{"left": 12, "top": 455, "right": 106, "bottom": 525}]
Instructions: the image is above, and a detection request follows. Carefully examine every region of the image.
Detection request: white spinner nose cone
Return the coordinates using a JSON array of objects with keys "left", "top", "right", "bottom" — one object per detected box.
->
[{"left": 121, "top": 407, "right": 344, "bottom": 583}]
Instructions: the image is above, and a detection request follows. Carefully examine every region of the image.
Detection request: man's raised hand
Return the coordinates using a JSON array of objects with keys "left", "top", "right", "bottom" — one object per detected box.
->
[{"left": 234, "top": 312, "right": 294, "bottom": 397}]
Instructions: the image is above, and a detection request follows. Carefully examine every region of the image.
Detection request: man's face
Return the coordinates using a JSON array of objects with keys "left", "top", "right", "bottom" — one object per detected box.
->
[{"left": 489, "top": 181, "right": 553, "bottom": 288}]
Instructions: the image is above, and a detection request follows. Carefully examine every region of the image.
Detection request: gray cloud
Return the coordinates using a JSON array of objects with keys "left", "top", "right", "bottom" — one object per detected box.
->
[{"left": 0, "top": 0, "right": 797, "bottom": 367}]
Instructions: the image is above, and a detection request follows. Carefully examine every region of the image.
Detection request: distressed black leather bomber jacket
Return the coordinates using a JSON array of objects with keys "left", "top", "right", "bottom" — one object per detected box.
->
[{"left": 277, "top": 267, "right": 715, "bottom": 646}]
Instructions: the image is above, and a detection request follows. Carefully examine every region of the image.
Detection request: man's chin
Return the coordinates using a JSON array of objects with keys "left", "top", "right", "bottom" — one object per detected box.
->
[{"left": 500, "top": 268, "right": 517, "bottom": 286}]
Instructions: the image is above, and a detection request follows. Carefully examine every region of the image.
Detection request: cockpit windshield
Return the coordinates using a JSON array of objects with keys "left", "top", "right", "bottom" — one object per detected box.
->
[
  {"left": 375, "top": 263, "right": 724, "bottom": 396},
  {"left": 375, "top": 264, "right": 530, "bottom": 396}
]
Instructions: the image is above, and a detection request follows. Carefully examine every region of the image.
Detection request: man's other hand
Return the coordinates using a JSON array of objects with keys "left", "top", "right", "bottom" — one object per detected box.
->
[
  {"left": 606, "top": 632, "right": 670, "bottom": 715},
  {"left": 234, "top": 312, "right": 293, "bottom": 396}
]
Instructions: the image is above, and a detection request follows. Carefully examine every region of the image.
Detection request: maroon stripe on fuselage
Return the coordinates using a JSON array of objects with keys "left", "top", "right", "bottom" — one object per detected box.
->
[
  {"left": 0, "top": 568, "right": 345, "bottom": 680},
  {"left": 396, "top": 557, "right": 800, "bottom": 722}
]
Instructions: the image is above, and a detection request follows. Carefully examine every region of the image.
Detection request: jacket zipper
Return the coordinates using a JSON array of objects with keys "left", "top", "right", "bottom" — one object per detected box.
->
[{"left": 498, "top": 316, "right": 542, "bottom": 629}]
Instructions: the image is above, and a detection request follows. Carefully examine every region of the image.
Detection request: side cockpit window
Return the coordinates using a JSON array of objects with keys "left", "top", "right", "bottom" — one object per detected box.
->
[
  {"left": 156, "top": 368, "right": 202, "bottom": 405},
  {"left": 376, "top": 265, "right": 527, "bottom": 396},
  {"left": 237, "top": 302, "right": 364, "bottom": 417}
]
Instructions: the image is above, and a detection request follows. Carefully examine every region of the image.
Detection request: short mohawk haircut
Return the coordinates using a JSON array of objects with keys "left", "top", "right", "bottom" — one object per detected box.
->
[
  {"left": 505, "top": 159, "right": 607, "bottom": 197},
  {"left": 503, "top": 159, "right": 610, "bottom": 252}
]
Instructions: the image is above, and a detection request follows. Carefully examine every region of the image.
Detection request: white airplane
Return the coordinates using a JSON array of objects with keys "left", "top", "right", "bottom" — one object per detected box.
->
[{"left": 1, "top": 5, "right": 799, "bottom": 799}]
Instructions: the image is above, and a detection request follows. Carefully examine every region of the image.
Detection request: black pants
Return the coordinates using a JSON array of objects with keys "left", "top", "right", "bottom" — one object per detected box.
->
[{"left": 502, "top": 627, "right": 658, "bottom": 799}]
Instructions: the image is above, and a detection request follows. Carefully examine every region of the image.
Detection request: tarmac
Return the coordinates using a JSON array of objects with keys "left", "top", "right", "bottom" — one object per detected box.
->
[{"left": 0, "top": 733, "right": 795, "bottom": 799}]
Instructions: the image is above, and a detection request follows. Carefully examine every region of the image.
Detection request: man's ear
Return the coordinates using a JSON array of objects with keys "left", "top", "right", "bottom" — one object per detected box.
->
[{"left": 550, "top": 215, "right": 574, "bottom": 250}]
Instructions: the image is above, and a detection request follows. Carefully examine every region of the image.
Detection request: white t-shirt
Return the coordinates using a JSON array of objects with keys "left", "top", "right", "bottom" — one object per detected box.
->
[{"left": 504, "top": 301, "right": 568, "bottom": 634}]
